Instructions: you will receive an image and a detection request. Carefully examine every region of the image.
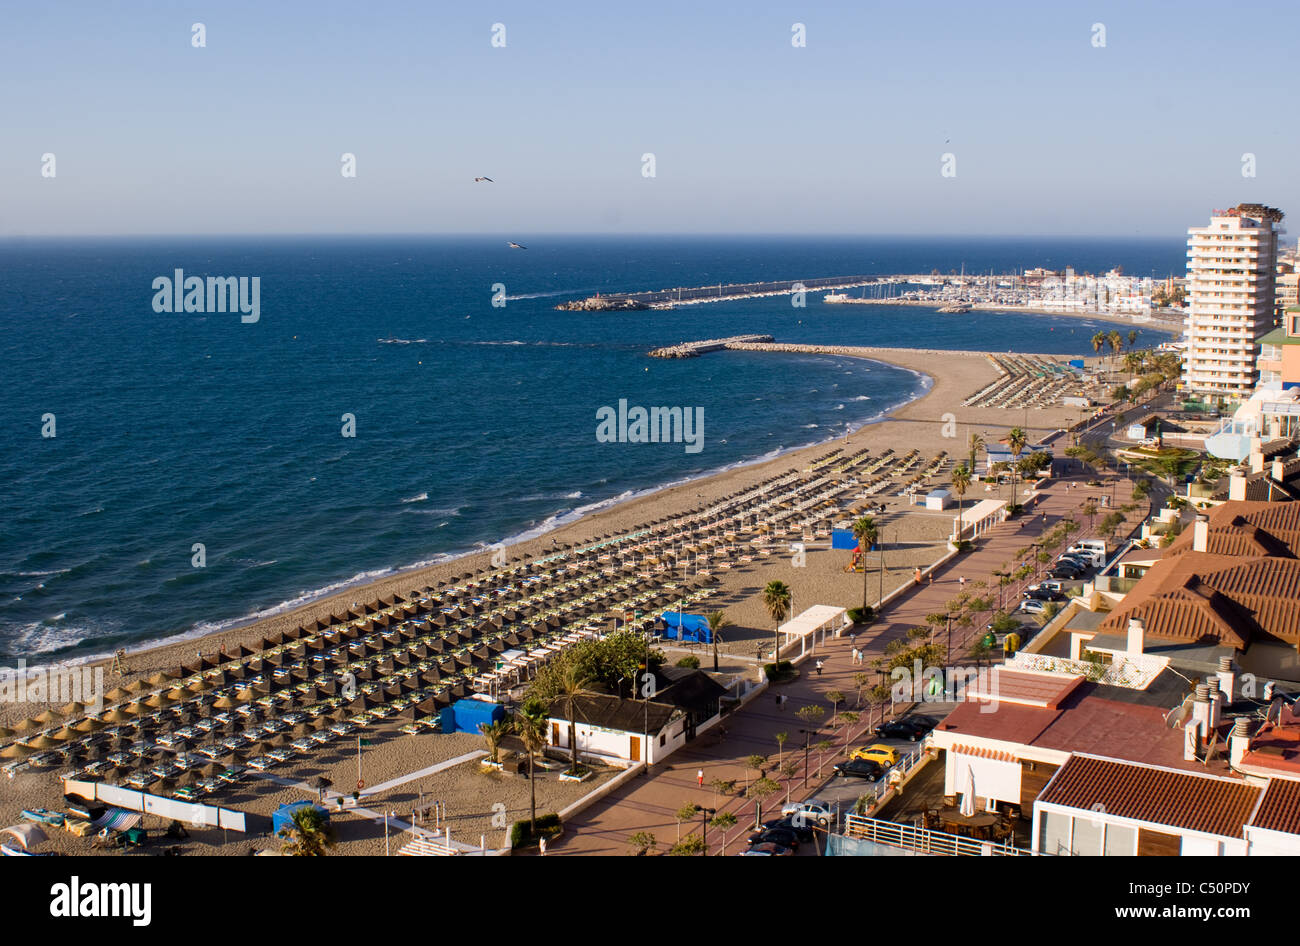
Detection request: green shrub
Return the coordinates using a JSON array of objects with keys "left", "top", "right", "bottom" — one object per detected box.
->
[
  {"left": 510, "top": 812, "right": 562, "bottom": 848},
  {"left": 675, "top": 655, "right": 700, "bottom": 669},
  {"left": 763, "top": 660, "right": 795, "bottom": 682},
  {"left": 847, "top": 605, "right": 875, "bottom": 625}
]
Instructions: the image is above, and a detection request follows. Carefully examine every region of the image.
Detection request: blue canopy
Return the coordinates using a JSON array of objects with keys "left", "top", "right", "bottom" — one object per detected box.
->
[
  {"left": 439, "top": 699, "right": 505, "bottom": 735},
  {"left": 831, "top": 529, "right": 859, "bottom": 550},
  {"left": 272, "top": 801, "right": 330, "bottom": 835},
  {"left": 660, "top": 612, "right": 712, "bottom": 643}
]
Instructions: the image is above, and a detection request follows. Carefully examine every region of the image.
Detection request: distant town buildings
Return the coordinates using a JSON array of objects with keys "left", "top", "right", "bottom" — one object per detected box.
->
[{"left": 1182, "top": 204, "right": 1285, "bottom": 400}]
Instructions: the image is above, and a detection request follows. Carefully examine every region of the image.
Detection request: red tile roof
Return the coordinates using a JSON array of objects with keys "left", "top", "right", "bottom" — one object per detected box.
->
[
  {"left": 936, "top": 684, "right": 1222, "bottom": 773},
  {"left": 1249, "top": 779, "right": 1300, "bottom": 835},
  {"left": 1037, "top": 754, "right": 1262, "bottom": 837},
  {"left": 1096, "top": 502, "right": 1300, "bottom": 647}
]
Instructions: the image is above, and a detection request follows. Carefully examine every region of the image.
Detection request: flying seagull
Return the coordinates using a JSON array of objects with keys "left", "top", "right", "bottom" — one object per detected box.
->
[
  {"left": 474, "top": 176, "right": 494, "bottom": 183},
  {"left": 507, "top": 242, "right": 527, "bottom": 250}
]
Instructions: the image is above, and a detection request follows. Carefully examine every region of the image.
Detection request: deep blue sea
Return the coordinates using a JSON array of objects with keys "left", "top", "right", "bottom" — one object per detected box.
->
[{"left": 0, "top": 235, "right": 1180, "bottom": 663}]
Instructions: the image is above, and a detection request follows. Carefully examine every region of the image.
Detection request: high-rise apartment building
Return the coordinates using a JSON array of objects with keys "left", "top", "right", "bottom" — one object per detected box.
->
[{"left": 1182, "top": 204, "right": 1285, "bottom": 400}]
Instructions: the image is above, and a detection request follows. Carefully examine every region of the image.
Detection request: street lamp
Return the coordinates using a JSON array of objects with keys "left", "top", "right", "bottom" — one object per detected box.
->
[
  {"left": 799, "top": 728, "right": 821, "bottom": 788},
  {"left": 699, "top": 806, "right": 717, "bottom": 855}
]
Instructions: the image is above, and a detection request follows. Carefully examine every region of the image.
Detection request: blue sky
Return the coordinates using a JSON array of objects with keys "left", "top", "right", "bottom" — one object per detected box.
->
[{"left": 3, "top": 0, "right": 1298, "bottom": 237}]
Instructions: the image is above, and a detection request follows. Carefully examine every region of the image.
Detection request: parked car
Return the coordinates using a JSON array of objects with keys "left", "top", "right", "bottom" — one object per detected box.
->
[
  {"left": 1054, "top": 555, "right": 1090, "bottom": 572},
  {"left": 873, "top": 715, "right": 938, "bottom": 741},
  {"left": 833, "top": 758, "right": 885, "bottom": 781},
  {"left": 746, "top": 827, "right": 801, "bottom": 851},
  {"left": 1023, "top": 587, "right": 1066, "bottom": 602},
  {"left": 1028, "top": 580, "right": 1065, "bottom": 593},
  {"left": 848, "top": 744, "right": 899, "bottom": 767},
  {"left": 781, "top": 799, "right": 833, "bottom": 827},
  {"left": 1018, "top": 599, "right": 1047, "bottom": 615},
  {"left": 740, "top": 842, "right": 794, "bottom": 856},
  {"left": 748, "top": 817, "right": 814, "bottom": 844},
  {"left": 1047, "top": 564, "right": 1085, "bottom": 580}
]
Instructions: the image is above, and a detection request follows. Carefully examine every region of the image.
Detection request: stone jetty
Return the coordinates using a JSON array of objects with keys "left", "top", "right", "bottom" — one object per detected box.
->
[{"left": 647, "top": 334, "right": 775, "bottom": 358}]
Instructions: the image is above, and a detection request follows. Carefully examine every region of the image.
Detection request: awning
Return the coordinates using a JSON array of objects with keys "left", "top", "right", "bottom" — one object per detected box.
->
[{"left": 92, "top": 808, "right": 142, "bottom": 831}]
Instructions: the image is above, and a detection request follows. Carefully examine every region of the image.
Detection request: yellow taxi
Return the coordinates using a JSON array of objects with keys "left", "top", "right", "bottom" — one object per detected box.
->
[{"left": 849, "top": 744, "right": 898, "bottom": 767}]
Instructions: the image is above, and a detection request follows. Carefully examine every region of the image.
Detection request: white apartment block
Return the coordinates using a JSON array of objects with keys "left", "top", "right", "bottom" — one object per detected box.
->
[{"left": 1182, "top": 204, "right": 1285, "bottom": 400}]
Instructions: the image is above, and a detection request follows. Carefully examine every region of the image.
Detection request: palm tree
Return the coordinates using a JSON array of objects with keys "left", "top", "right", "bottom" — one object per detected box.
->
[
  {"left": 763, "top": 580, "right": 792, "bottom": 663},
  {"left": 950, "top": 463, "right": 971, "bottom": 540},
  {"left": 851, "top": 515, "right": 878, "bottom": 612},
  {"left": 706, "top": 610, "right": 733, "bottom": 672},
  {"left": 277, "top": 805, "right": 337, "bottom": 856},
  {"left": 553, "top": 664, "right": 593, "bottom": 775},
  {"left": 967, "top": 431, "right": 985, "bottom": 476},
  {"left": 1124, "top": 351, "right": 1143, "bottom": 385},
  {"left": 479, "top": 718, "right": 510, "bottom": 764},
  {"left": 1108, "top": 330, "right": 1123, "bottom": 372},
  {"left": 1091, "top": 331, "right": 1106, "bottom": 368},
  {"left": 1007, "top": 427, "right": 1028, "bottom": 507},
  {"left": 514, "top": 698, "right": 550, "bottom": 838}
]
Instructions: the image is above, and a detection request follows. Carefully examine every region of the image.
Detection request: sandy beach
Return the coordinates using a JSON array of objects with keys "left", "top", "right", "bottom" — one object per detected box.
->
[
  {"left": 2, "top": 344, "right": 1087, "bottom": 718},
  {"left": 0, "top": 342, "right": 1097, "bottom": 855}
]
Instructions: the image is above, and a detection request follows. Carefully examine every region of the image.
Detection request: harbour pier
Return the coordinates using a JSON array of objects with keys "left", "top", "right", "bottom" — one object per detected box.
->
[{"left": 556, "top": 275, "right": 877, "bottom": 311}]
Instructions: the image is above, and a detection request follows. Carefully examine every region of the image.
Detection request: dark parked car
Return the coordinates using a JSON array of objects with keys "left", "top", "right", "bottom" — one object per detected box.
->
[
  {"left": 833, "top": 758, "right": 885, "bottom": 781},
  {"left": 1048, "top": 564, "right": 1085, "bottom": 580},
  {"left": 748, "top": 817, "right": 814, "bottom": 844},
  {"left": 874, "top": 715, "right": 938, "bottom": 741},
  {"left": 1022, "top": 588, "right": 1066, "bottom": 602},
  {"left": 745, "top": 827, "right": 800, "bottom": 851},
  {"left": 740, "top": 842, "right": 794, "bottom": 856}
]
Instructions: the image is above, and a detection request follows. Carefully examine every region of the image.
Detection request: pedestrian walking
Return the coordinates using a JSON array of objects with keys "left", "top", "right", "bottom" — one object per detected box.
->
[
  {"left": 959, "top": 575, "right": 966, "bottom": 589},
  {"left": 815, "top": 659, "right": 824, "bottom": 676},
  {"left": 697, "top": 768, "right": 704, "bottom": 787},
  {"left": 539, "top": 836, "right": 547, "bottom": 856}
]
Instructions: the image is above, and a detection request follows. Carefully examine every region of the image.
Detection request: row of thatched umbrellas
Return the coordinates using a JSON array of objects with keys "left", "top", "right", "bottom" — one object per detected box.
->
[{"left": 4, "top": 442, "right": 884, "bottom": 764}]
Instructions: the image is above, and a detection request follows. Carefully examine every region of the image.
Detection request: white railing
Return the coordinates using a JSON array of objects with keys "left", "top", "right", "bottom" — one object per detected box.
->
[
  {"left": 1008, "top": 650, "right": 1167, "bottom": 689},
  {"left": 841, "top": 814, "right": 1033, "bottom": 856}
]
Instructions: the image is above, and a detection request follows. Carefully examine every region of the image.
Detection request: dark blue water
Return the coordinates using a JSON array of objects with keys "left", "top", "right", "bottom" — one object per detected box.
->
[{"left": 0, "top": 236, "right": 1179, "bottom": 662}]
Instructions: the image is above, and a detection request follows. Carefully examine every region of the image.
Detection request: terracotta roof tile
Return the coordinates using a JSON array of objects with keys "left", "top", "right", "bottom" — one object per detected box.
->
[
  {"left": 1249, "top": 779, "right": 1300, "bottom": 835},
  {"left": 1037, "top": 754, "right": 1262, "bottom": 837}
]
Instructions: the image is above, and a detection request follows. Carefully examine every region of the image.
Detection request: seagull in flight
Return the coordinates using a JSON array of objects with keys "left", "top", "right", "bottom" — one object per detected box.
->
[
  {"left": 507, "top": 242, "right": 527, "bottom": 250},
  {"left": 474, "top": 176, "right": 494, "bottom": 183}
]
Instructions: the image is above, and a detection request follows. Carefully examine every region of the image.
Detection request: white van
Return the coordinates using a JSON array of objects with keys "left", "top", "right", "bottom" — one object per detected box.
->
[{"left": 1066, "top": 541, "right": 1107, "bottom": 567}]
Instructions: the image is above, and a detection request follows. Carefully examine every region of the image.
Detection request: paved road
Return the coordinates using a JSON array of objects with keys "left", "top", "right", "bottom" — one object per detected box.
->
[{"left": 549, "top": 467, "right": 1148, "bottom": 856}]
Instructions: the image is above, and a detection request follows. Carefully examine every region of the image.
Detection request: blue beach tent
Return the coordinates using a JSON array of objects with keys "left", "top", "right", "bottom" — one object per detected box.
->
[
  {"left": 831, "top": 529, "right": 858, "bottom": 550},
  {"left": 660, "top": 612, "right": 712, "bottom": 643},
  {"left": 439, "top": 699, "right": 506, "bottom": 735}
]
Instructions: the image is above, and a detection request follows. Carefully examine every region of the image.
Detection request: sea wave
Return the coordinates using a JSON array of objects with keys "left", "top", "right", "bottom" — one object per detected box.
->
[{"left": 401, "top": 492, "right": 429, "bottom": 504}]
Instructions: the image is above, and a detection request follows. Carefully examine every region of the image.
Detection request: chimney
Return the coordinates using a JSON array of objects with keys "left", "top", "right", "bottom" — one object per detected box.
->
[
  {"left": 1273, "top": 458, "right": 1286, "bottom": 482},
  {"left": 1191, "top": 683, "right": 1212, "bottom": 743},
  {"left": 1205, "top": 677, "right": 1222, "bottom": 729},
  {"left": 1249, "top": 450, "right": 1265, "bottom": 474},
  {"left": 1216, "top": 656, "right": 1237, "bottom": 704},
  {"left": 1192, "top": 514, "right": 1210, "bottom": 552},
  {"left": 1229, "top": 717, "right": 1253, "bottom": 769},
  {"left": 1228, "top": 469, "right": 1248, "bottom": 502},
  {"left": 1126, "top": 617, "right": 1145, "bottom": 656}
]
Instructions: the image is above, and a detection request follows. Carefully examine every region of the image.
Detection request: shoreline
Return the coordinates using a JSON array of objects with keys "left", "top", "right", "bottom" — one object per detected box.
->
[{"left": 5, "top": 343, "right": 1073, "bottom": 698}]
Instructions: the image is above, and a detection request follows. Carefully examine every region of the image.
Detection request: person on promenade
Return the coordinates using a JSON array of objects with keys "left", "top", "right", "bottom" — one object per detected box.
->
[
  {"left": 697, "top": 769, "right": 704, "bottom": 787},
  {"left": 539, "top": 837, "right": 547, "bottom": 856},
  {"left": 815, "top": 659, "right": 824, "bottom": 676},
  {"left": 959, "top": 576, "right": 966, "bottom": 589}
]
